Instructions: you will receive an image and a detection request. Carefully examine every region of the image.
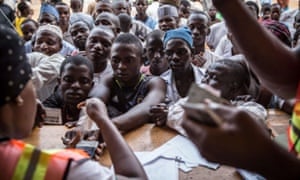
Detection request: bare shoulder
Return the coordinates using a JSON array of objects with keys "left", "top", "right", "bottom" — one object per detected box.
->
[
  {"left": 89, "top": 74, "right": 114, "bottom": 100},
  {"left": 148, "top": 76, "right": 166, "bottom": 88},
  {"left": 293, "top": 46, "right": 300, "bottom": 62},
  {"left": 101, "top": 73, "right": 114, "bottom": 85}
]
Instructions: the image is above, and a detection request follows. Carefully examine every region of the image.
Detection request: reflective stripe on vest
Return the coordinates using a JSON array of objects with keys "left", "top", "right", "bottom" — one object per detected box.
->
[
  {"left": 0, "top": 139, "right": 89, "bottom": 180},
  {"left": 13, "top": 143, "right": 51, "bottom": 180}
]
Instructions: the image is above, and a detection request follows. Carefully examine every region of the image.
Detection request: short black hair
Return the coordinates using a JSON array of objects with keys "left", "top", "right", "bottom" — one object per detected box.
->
[
  {"left": 17, "top": 1, "right": 29, "bottom": 12},
  {"left": 180, "top": 0, "right": 191, "bottom": 7},
  {"left": 95, "top": 12, "right": 120, "bottom": 28},
  {"left": 90, "top": 26, "right": 115, "bottom": 38},
  {"left": 60, "top": 55, "right": 94, "bottom": 78},
  {"left": 21, "top": 18, "right": 39, "bottom": 28},
  {"left": 271, "top": 3, "right": 280, "bottom": 9},
  {"left": 118, "top": 13, "right": 132, "bottom": 32},
  {"left": 70, "top": 0, "right": 84, "bottom": 4},
  {"left": 49, "top": 0, "right": 63, "bottom": 5},
  {"left": 261, "top": 3, "right": 271, "bottom": 13},
  {"left": 113, "top": 33, "right": 143, "bottom": 56},
  {"left": 246, "top": 1, "right": 259, "bottom": 18},
  {"left": 112, "top": 0, "right": 127, "bottom": 9},
  {"left": 55, "top": 2, "right": 68, "bottom": 6},
  {"left": 212, "top": 59, "right": 251, "bottom": 89},
  {"left": 293, "top": 28, "right": 300, "bottom": 47},
  {"left": 145, "top": 29, "right": 164, "bottom": 45}
]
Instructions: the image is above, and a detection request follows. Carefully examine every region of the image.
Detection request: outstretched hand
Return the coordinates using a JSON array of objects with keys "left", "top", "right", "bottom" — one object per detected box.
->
[
  {"left": 182, "top": 101, "right": 271, "bottom": 169},
  {"left": 62, "top": 127, "right": 82, "bottom": 148},
  {"left": 150, "top": 103, "right": 168, "bottom": 126},
  {"left": 80, "top": 98, "right": 109, "bottom": 125},
  {"left": 192, "top": 53, "right": 207, "bottom": 67}
]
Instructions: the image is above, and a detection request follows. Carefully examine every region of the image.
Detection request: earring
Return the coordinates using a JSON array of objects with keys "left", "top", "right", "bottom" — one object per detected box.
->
[{"left": 15, "top": 96, "right": 24, "bottom": 106}]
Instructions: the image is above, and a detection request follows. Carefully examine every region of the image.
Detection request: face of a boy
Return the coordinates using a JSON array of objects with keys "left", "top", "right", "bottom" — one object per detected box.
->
[
  {"left": 113, "top": 2, "right": 127, "bottom": 15},
  {"left": 94, "top": 13, "right": 118, "bottom": 35},
  {"left": 60, "top": 64, "right": 93, "bottom": 105},
  {"left": 146, "top": 38, "right": 168, "bottom": 75},
  {"left": 94, "top": 3, "right": 113, "bottom": 18},
  {"left": 179, "top": 4, "right": 190, "bottom": 19},
  {"left": 70, "top": 0, "right": 82, "bottom": 12},
  {"left": 271, "top": 5, "right": 281, "bottom": 21},
  {"left": 70, "top": 22, "right": 90, "bottom": 51},
  {"left": 164, "top": 39, "right": 192, "bottom": 73},
  {"left": 38, "top": 13, "right": 58, "bottom": 25},
  {"left": 55, "top": 4, "right": 70, "bottom": 26},
  {"left": 21, "top": 21, "right": 38, "bottom": 42},
  {"left": 188, "top": 13, "right": 209, "bottom": 47},
  {"left": 158, "top": 16, "right": 178, "bottom": 32},
  {"left": 86, "top": 29, "right": 114, "bottom": 63},
  {"left": 135, "top": 0, "right": 147, "bottom": 15},
  {"left": 111, "top": 43, "right": 142, "bottom": 85}
]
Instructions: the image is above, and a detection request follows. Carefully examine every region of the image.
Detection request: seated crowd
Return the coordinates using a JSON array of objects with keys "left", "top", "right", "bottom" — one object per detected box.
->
[{"left": 1, "top": 0, "right": 300, "bottom": 179}]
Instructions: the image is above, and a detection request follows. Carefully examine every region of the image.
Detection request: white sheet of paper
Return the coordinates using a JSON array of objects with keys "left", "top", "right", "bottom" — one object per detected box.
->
[
  {"left": 236, "top": 169, "right": 265, "bottom": 180},
  {"left": 135, "top": 135, "right": 219, "bottom": 175},
  {"left": 135, "top": 152, "right": 179, "bottom": 180},
  {"left": 165, "top": 135, "right": 219, "bottom": 170}
]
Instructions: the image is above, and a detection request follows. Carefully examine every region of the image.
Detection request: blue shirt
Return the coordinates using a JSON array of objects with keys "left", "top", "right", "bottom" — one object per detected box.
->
[{"left": 135, "top": 16, "right": 157, "bottom": 30}]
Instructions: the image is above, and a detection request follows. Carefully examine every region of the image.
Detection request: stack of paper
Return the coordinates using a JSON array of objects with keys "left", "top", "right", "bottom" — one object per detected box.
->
[{"left": 135, "top": 135, "right": 219, "bottom": 180}]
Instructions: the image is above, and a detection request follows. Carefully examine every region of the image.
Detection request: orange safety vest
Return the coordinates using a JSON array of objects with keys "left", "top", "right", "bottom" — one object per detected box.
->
[
  {"left": 0, "top": 139, "right": 89, "bottom": 180},
  {"left": 288, "top": 82, "right": 300, "bottom": 154}
]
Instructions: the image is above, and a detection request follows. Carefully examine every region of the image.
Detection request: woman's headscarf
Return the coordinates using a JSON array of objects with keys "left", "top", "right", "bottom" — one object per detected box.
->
[{"left": 0, "top": 25, "right": 32, "bottom": 106}]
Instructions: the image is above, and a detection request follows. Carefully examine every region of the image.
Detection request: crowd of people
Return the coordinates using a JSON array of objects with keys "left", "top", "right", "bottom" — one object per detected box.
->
[{"left": 0, "top": 0, "right": 300, "bottom": 179}]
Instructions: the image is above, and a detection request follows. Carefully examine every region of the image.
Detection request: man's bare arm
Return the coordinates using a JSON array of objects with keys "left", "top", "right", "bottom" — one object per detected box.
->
[
  {"left": 112, "top": 77, "right": 166, "bottom": 133},
  {"left": 89, "top": 74, "right": 113, "bottom": 103},
  {"left": 213, "top": 0, "right": 300, "bottom": 99}
]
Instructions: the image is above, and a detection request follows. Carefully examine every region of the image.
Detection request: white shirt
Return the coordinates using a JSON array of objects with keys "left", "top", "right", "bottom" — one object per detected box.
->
[
  {"left": 146, "top": 1, "right": 160, "bottom": 21},
  {"left": 167, "top": 97, "right": 267, "bottom": 136},
  {"left": 206, "top": 21, "right": 228, "bottom": 50},
  {"left": 27, "top": 52, "right": 65, "bottom": 101},
  {"left": 214, "top": 35, "right": 233, "bottom": 58},
  {"left": 280, "top": 8, "right": 298, "bottom": 37},
  {"left": 68, "top": 158, "right": 115, "bottom": 180},
  {"left": 202, "top": 48, "right": 222, "bottom": 69},
  {"left": 160, "top": 64, "right": 204, "bottom": 105}
]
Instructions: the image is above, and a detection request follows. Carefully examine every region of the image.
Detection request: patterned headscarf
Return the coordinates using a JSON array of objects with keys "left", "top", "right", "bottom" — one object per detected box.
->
[{"left": 0, "top": 25, "right": 32, "bottom": 106}]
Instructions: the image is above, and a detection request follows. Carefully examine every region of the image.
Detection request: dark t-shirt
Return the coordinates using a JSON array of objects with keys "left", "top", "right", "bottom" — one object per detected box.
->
[
  {"left": 43, "top": 88, "right": 80, "bottom": 124},
  {"left": 43, "top": 88, "right": 63, "bottom": 108},
  {"left": 108, "top": 75, "right": 152, "bottom": 117}
]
